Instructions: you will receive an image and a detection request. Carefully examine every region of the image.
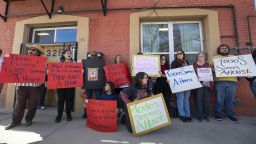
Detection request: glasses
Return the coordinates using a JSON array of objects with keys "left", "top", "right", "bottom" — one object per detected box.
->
[
  {"left": 177, "top": 52, "right": 183, "bottom": 55},
  {"left": 161, "top": 58, "right": 166, "bottom": 60},
  {"left": 142, "top": 77, "right": 148, "bottom": 80}
]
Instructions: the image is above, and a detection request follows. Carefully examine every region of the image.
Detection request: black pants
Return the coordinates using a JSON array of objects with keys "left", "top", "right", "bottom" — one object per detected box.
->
[
  {"left": 39, "top": 84, "right": 47, "bottom": 107},
  {"left": 194, "top": 87, "right": 211, "bottom": 118},
  {"left": 123, "top": 104, "right": 132, "bottom": 133},
  {"left": 56, "top": 88, "right": 75, "bottom": 118}
]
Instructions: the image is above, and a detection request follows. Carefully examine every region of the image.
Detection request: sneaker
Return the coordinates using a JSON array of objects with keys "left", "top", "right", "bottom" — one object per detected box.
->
[
  {"left": 227, "top": 116, "right": 238, "bottom": 122},
  {"left": 40, "top": 106, "right": 46, "bottom": 110},
  {"left": 5, "top": 122, "right": 20, "bottom": 130},
  {"left": 186, "top": 117, "right": 193, "bottom": 122},
  {"left": 215, "top": 116, "right": 223, "bottom": 121},
  {"left": 25, "top": 121, "right": 32, "bottom": 126},
  {"left": 197, "top": 117, "right": 202, "bottom": 122}
]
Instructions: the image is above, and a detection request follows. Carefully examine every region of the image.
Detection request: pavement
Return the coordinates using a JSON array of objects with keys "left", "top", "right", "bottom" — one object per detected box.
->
[{"left": 0, "top": 108, "right": 255, "bottom": 144}]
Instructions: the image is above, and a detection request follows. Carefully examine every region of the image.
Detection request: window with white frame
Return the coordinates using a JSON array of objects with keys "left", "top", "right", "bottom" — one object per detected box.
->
[
  {"left": 32, "top": 27, "right": 77, "bottom": 44},
  {"left": 141, "top": 22, "right": 203, "bottom": 64}
]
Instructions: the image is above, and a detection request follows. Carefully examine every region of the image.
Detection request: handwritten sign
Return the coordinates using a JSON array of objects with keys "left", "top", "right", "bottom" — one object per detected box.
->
[
  {"left": 104, "top": 63, "right": 132, "bottom": 88},
  {"left": 47, "top": 62, "right": 83, "bottom": 89},
  {"left": 86, "top": 100, "right": 117, "bottom": 132},
  {"left": 0, "top": 54, "right": 46, "bottom": 83},
  {"left": 132, "top": 55, "right": 160, "bottom": 77},
  {"left": 127, "top": 94, "right": 171, "bottom": 136},
  {"left": 197, "top": 68, "right": 213, "bottom": 81},
  {"left": 165, "top": 65, "right": 202, "bottom": 93},
  {"left": 213, "top": 54, "right": 256, "bottom": 77}
]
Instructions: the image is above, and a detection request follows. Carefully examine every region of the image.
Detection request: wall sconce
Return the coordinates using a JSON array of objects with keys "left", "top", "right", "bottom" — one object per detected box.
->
[{"left": 57, "top": 6, "right": 64, "bottom": 14}]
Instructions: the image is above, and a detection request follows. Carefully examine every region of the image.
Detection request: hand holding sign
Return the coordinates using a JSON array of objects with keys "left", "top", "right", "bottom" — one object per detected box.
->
[
  {"left": 0, "top": 54, "right": 47, "bottom": 83},
  {"left": 165, "top": 65, "right": 202, "bottom": 93},
  {"left": 127, "top": 93, "right": 171, "bottom": 136},
  {"left": 213, "top": 54, "right": 256, "bottom": 77}
]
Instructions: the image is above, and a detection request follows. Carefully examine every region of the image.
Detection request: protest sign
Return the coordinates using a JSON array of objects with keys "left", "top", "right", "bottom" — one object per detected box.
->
[
  {"left": 0, "top": 54, "right": 46, "bottom": 83},
  {"left": 127, "top": 94, "right": 171, "bottom": 136},
  {"left": 104, "top": 63, "right": 132, "bottom": 88},
  {"left": 197, "top": 68, "right": 213, "bottom": 81},
  {"left": 132, "top": 55, "right": 160, "bottom": 77},
  {"left": 47, "top": 62, "right": 83, "bottom": 89},
  {"left": 165, "top": 65, "right": 202, "bottom": 93},
  {"left": 82, "top": 59, "right": 105, "bottom": 89},
  {"left": 86, "top": 99, "right": 117, "bottom": 132},
  {"left": 213, "top": 54, "right": 256, "bottom": 77}
]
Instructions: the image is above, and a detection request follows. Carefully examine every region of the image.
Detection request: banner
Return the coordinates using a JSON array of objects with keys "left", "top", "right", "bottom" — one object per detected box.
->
[
  {"left": 127, "top": 94, "right": 171, "bottom": 136},
  {"left": 47, "top": 62, "right": 83, "bottom": 89},
  {"left": 132, "top": 55, "right": 160, "bottom": 77},
  {"left": 197, "top": 68, "right": 213, "bottom": 81},
  {"left": 213, "top": 54, "right": 256, "bottom": 77},
  {"left": 86, "top": 100, "right": 117, "bottom": 132},
  {"left": 104, "top": 63, "right": 132, "bottom": 88},
  {"left": 165, "top": 65, "right": 202, "bottom": 93},
  {"left": 0, "top": 54, "right": 46, "bottom": 83}
]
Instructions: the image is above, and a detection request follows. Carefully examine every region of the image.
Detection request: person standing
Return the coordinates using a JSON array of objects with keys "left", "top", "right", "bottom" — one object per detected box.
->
[
  {"left": 55, "top": 50, "right": 75, "bottom": 123},
  {"left": 246, "top": 49, "right": 256, "bottom": 98},
  {"left": 5, "top": 44, "right": 45, "bottom": 130},
  {"left": 154, "top": 55, "right": 172, "bottom": 117},
  {"left": 212, "top": 44, "right": 238, "bottom": 122},
  {"left": 0, "top": 49, "right": 4, "bottom": 95},
  {"left": 193, "top": 52, "right": 213, "bottom": 122},
  {"left": 171, "top": 50, "right": 192, "bottom": 122}
]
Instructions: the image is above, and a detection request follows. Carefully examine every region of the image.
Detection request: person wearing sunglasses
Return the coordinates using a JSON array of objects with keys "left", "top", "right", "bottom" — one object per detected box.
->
[{"left": 171, "top": 50, "right": 192, "bottom": 122}]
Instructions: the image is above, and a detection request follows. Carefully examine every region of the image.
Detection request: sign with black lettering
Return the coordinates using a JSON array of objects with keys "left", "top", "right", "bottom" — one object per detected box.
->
[
  {"left": 213, "top": 54, "right": 256, "bottom": 77},
  {"left": 165, "top": 65, "right": 202, "bottom": 93},
  {"left": 86, "top": 99, "right": 117, "bottom": 132},
  {"left": 0, "top": 54, "right": 46, "bottom": 83},
  {"left": 127, "top": 94, "right": 171, "bottom": 136},
  {"left": 47, "top": 62, "right": 83, "bottom": 89}
]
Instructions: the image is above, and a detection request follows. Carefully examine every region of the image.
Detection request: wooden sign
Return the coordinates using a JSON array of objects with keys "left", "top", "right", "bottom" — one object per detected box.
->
[
  {"left": 132, "top": 55, "right": 160, "bottom": 77},
  {"left": 86, "top": 100, "right": 117, "bottom": 132},
  {"left": 47, "top": 62, "right": 83, "bottom": 89},
  {"left": 0, "top": 54, "right": 46, "bottom": 83},
  {"left": 127, "top": 94, "right": 171, "bottom": 136},
  {"left": 165, "top": 65, "right": 202, "bottom": 93},
  {"left": 104, "top": 63, "right": 132, "bottom": 88},
  {"left": 213, "top": 54, "right": 256, "bottom": 77}
]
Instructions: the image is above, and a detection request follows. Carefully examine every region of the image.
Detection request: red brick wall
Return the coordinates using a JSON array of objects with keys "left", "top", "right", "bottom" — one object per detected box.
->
[{"left": 0, "top": 0, "right": 255, "bottom": 115}]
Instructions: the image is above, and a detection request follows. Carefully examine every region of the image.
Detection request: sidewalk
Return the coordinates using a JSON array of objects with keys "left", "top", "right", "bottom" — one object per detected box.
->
[{"left": 0, "top": 108, "right": 255, "bottom": 144}]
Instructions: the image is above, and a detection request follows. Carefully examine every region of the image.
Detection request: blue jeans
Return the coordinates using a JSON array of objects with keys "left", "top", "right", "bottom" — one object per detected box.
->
[
  {"left": 176, "top": 90, "right": 191, "bottom": 117},
  {"left": 215, "top": 81, "right": 237, "bottom": 117},
  {"left": 250, "top": 82, "right": 256, "bottom": 98},
  {"left": 86, "top": 89, "right": 102, "bottom": 100}
]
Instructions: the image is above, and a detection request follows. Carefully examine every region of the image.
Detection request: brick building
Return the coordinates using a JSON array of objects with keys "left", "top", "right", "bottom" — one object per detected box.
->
[{"left": 0, "top": 0, "right": 255, "bottom": 115}]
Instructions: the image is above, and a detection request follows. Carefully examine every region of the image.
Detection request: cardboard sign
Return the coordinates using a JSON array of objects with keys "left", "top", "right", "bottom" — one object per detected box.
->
[
  {"left": 165, "top": 65, "right": 202, "bottom": 93},
  {"left": 104, "top": 63, "right": 132, "bottom": 88},
  {"left": 127, "top": 94, "right": 171, "bottom": 136},
  {"left": 197, "top": 68, "right": 213, "bottom": 81},
  {"left": 82, "top": 59, "right": 105, "bottom": 89},
  {"left": 0, "top": 54, "right": 46, "bottom": 83},
  {"left": 213, "top": 54, "right": 256, "bottom": 77},
  {"left": 86, "top": 100, "right": 117, "bottom": 132},
  {"left": 47, "top": 62, "right": 83, "bottom": 89},
  {"left": 132, "top": 55, "right": 160, "bottom": 77}
]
